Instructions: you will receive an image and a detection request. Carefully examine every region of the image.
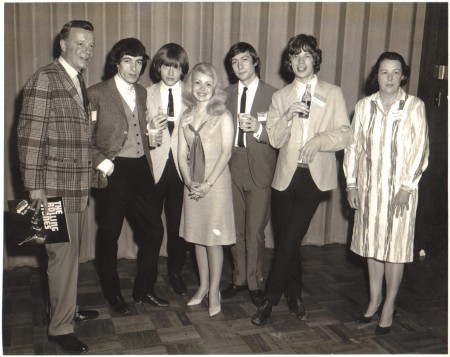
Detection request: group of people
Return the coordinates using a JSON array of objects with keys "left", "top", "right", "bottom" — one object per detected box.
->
[{"left": 17, "top": 19, "right": 429, "bottom": 354}]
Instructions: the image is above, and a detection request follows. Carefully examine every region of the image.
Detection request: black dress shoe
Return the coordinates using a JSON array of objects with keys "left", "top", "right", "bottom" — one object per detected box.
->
[
  {"left": 169, "top": 274, "right": 187, "bottom": 296},
  {"left": 251, "top": 301, "right": 273, "bottom": 326},
  {"left": 221, "top": 283, "right": 247, "bottom": 299},
  {"left": 286, "top": 296, "right": 306, "bottom": 320},
  {"left": 74, "top": 309, "right": 99, "bottom": 322},
  {"left": 107, "top": 296, "right": 130, "bottom": 315},
  {"left": 48, "top": 333, "right": 88, "bottom": 354},
  {"left": 133, "top": 293, "right": 171, "bottom": 307},
  {"left": 249, "top": 290, "right": 265, "bottom": 307}
]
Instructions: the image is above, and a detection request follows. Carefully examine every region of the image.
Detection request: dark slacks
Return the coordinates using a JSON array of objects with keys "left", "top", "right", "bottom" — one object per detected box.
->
[
  {"left": 153, "top": 151, "right": 187, "bottom": 276},
  {"left": 264, "top": 167, "right": 326, "bottom": 304},
  {"left": 95, "top": 156, "right": 164, "bottom": 301}
]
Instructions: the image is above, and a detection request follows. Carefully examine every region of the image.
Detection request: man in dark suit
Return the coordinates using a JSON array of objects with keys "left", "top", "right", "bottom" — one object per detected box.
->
[
  {"left": 88, "top": 38, "right": 170, "bottom": 317},
  {"left": 17, "top": 20, "right": 98, "bottom": 354},
  {"left": 222, "top": 42, "right": 277, "bottom": 307}
]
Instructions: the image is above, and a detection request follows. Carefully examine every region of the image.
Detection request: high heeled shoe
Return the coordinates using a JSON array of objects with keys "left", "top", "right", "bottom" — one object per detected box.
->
[
  {"left": 208, "top": 292, "right": 221, "bottom": 317},
  {"left": 375, "top": 310, "right": 396, "bottom": 335},
  {"left": 187, "top": 289, "right": 208, "bottom": 306},
  {"left": 355, "top": 304, "right": 382, "bottom": 323}
]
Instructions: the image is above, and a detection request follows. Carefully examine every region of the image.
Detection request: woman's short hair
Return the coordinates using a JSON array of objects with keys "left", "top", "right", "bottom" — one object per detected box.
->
[
  {"left": 60, "top": 20, "right": 94, "bottom": 41},
  {"left": 183, "top": 63, "right": 227, "bottom": 116},
  {"left": 152, "top": 43, "right": 189, "bottom": 82},
  {"left": 108, "top": 38, "right": 150, "bottom": 76},
  {"left": 225, "top": 42, "right": 261, "bottom": 78},
  {"left": 369, "top": 51, "right": 410, "bottom": 89},
  {"left": 284, "top": 34, "right": 322, "bottom": 74}
]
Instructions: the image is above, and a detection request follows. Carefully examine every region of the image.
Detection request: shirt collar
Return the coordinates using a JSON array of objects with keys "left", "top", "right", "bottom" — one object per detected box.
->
[
  {"left": 114, "top": 74, "right": 134, "bottom": 93},
  {"left": 58, "top": 56, "right": 79, "bottom": 79},
  {"left": 160, "top": 81, "right": 182, "bottom": 96},
  {"left": 294, "top": 74, "right": 318, "bottom": 91},
  {"left": 238, "top": 76, "right": 259, "bottom": 93}
]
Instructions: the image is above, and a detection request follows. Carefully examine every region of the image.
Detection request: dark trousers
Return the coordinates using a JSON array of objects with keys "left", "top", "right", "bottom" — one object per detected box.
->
[
  {"left": 95, "top": 156, "right": 164, "bottom": 301},
  {"left": 264, "top": 167, "right": 326, "bottom": 304},
  {"left": 153, "top": 151, "right": 188, "bottom": 276}
]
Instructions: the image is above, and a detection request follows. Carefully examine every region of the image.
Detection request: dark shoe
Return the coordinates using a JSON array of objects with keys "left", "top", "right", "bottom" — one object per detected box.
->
[
  {"left": 48, "top": 333, "right": 88, "bottom": 354},
  {"left": 286, "top": 296, "right": 306, "bottom": 320},
  {"left": 249, "top": 290, "right": 265, "bottom": 307},
  {"left": 74, "top": 309, "right": 99, "bottom": 322},
  {"left": 221, "top": 283, "right": 247, "bottom": 299},
  {"left": 107, "top": 296, "right": 130, "bottom": 315},
  {"left": 375, "top": 324, "right": 391, "bottom": 335},
  {"left": 375, "top": 309, "right": 396, "bottom": 335},
  {"left": 355, "top": 305, "right": 382, "bottom": 323},
  {"left": 169, "top": 274, "right": 187, "bottom": 296},
  {"left": 251, "top": 301, "right": 273, "bottom": 326},
  {"left": 133, "top": 293, "right": 171, "bottom": 307}
]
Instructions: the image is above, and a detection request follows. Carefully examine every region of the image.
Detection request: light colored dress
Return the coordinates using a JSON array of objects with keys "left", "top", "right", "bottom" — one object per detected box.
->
[
  {"left": 343, "top": 88, "right": 429, "bottom": 263},
  {"left": 179, "top": 111, "right": 236, "bottom": 246}
]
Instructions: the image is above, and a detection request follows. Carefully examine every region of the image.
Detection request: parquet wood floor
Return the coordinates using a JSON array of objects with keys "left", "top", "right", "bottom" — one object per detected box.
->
[{"left": 2, "top": 244, "right": 448, "bottom": 354}]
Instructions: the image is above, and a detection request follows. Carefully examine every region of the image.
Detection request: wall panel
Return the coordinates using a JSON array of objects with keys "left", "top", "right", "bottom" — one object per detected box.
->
[{"left": 3, "top": 2, "right": 427, "bottom": 268}]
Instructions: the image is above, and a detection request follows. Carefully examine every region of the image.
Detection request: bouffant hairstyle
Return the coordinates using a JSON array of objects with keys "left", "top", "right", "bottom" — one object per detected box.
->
[
  {"left": 369, "top": 51, "right": 410, "bottom": 90},
  {"left": 284, "top": 34, "right": 322, "bottom": 74},
  {"left": 182, "top": 63, "right": 227, "bottom": 116}
]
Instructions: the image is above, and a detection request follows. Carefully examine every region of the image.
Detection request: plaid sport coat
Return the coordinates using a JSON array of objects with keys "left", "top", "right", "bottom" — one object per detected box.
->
[{"left": 17, "top": 60, "right": 94, "bottom": 213}]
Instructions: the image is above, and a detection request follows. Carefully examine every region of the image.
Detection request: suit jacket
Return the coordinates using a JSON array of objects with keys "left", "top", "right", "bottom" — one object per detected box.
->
[
  {"left": 88, "top": 77, "right": 153, "bottom": 188},
  {"left": 225, "top": 80, "right": 278, "bottom": 188},
  {"left": 17, "top": 60, "right": 93, "bottom": 213},
  {"left": 146, "top": 82, "right": 185, "bottom": 183},
  {"left": 267, "top": 79, "right": 351, "bottom": 191}
]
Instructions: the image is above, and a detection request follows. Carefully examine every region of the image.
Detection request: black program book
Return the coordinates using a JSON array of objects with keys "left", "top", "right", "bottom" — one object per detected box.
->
[{"left": 7, "top": 197, "right": 70, "bottom": 245}]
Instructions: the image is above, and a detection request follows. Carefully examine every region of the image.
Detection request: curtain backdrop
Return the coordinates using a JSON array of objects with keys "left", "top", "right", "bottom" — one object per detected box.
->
[{"left": 3, "top": 2, "right": 426, "bottom": 268}]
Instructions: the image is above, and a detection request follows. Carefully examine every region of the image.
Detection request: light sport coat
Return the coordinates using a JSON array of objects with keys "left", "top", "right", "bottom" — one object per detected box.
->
[
  {"left": 17, "top": 60, "right": 93, "bottom": 213},
  {"left": 266, "top": 79, "right": 351, "bottom": 191},
  {"left": 146, "top": 82, "right": 184, "bottom": 183},
  {"left": 225, "top": 80, "right": 278, "bottom": 188},
  {"left": 88, "top": 77, "right": 153, "bottom": 188}
]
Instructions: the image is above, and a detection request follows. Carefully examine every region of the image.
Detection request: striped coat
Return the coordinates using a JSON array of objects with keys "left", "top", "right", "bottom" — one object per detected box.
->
[
  {"left": 17, "top": 60, "right": 94, "bottom": 213},
  {"left": 343, "top": 89, "right": 429, "bottom": 263}
]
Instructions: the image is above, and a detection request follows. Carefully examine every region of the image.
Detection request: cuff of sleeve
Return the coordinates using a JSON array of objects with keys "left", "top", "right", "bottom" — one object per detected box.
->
[
  {"left": 97, "top": 159, "right": 114, "bottom": 175},
  {"left": 253, "top": 122, "right": 263, "bottom": 139},
  {"left": 400, "top": 184, "right": 415, "bottom": 194}
]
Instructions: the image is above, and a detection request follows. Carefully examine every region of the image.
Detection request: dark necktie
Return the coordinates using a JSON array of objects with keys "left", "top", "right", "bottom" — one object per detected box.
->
[
  {"left": 237, "top": 87, "right": 247, "bottom": 147},
  {"left": 167, "top": 89, "right": 175, "bottom": 134},
  {"left": 77, "top": 72, "right": 89, "bottom": 115}
]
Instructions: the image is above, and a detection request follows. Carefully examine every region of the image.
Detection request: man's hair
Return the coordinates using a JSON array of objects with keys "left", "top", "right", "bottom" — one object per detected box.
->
[
  {"left": 151, "top": 43, "right": 189, "bottom": 82},
  {"left": 60, "top": 20, "right": 94, "bottom": 41},
  {"left": 225, "top": 42, "right": 261, "bottom": 79},
  {"left": 182, "top": 63, "right": 227, "bottom": 116},
  {"left": 284, "top": 34, "right": 322, "bottom": 74},
  {"left": 108, "top": 38, "right": 150, "bottom": 76}
]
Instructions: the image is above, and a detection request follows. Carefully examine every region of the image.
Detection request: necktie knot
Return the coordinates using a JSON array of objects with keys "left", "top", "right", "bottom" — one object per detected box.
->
[{"left": 128, "top": 85, "right": 135, "bottom": 95}]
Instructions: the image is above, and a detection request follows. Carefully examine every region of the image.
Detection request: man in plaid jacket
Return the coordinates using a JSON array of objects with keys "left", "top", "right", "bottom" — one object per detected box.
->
[{"left": 17, "top": 20, "right": 97, "bottom": 354}]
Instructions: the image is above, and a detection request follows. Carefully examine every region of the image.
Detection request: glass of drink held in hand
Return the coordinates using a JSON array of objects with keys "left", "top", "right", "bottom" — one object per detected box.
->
[
  {"left": 147, "top": 128, "right": 161, "bottom": 147},
  {"left": 239, "top": 113, "right": 250, "bottom": 130}
]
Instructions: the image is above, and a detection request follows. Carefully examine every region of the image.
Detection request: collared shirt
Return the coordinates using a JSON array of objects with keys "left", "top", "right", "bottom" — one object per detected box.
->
[
  {"left": 58, "top": 56, "right": 83, "bottom": 99},
  {"left": 293, "top": 75, "right": 318, "bottom": 163},
  {"left": 234, "top": 77, "right": 263, "bottom": 146},
  {"left": 114, "top": 74, "right": 136, "bottom": 111},
  {"left": 160, "top": 81, "right": 182, "bottom": 122}
]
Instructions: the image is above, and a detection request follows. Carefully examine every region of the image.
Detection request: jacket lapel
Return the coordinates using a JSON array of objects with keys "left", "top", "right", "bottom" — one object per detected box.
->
[
  {"left": 54, "top": 61, "right": 86, "bottom": 114},
  {"left": 107, "top": 78, "right": 127, "bottom": 118}
]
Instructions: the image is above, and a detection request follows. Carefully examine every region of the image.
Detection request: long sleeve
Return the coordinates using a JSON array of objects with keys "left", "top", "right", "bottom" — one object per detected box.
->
[
  {"left": 343, "top": 99, "right": 365, "bottom": 187},
  {"left": 266, "top": 93, "right": 292, "bottom": 149},
  {"left": 17, "top": 71, "right": 51, "bottom": 190},
  {"left": 400, "top": 99, "right": 429, "bottom": 190}
]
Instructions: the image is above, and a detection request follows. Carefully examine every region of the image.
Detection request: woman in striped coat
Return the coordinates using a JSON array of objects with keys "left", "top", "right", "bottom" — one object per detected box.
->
[{"left": 343, "top": 52, "right": 429, "bottom": 335}]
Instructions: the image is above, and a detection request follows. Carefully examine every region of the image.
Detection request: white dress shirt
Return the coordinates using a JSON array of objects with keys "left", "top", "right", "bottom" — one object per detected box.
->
[
  {"left": 234, "top": 77, "right": 263, "bottom": 146},
  {"left": 160, "top": 81, "right": 182, "bottom": 121}
]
